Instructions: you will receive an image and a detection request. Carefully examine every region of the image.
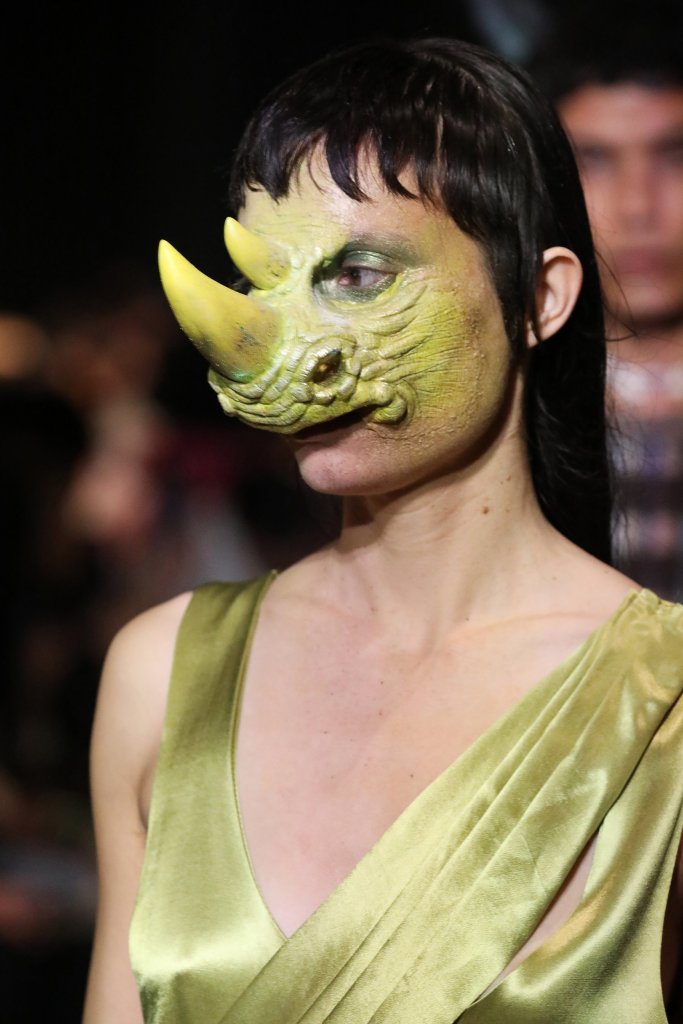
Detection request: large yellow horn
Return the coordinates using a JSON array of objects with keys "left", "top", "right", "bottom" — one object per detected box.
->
[
  {"left": 224, "top": 217, "right": 289, "bottom": 289},
  {"left": 158, "top": 240, "right": 277, "bottom": 381}
]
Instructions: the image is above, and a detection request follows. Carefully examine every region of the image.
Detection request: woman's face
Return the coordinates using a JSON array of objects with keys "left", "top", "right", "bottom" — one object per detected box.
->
[{"left": 239, "top": 156, "right": 520, "bottom": 497}]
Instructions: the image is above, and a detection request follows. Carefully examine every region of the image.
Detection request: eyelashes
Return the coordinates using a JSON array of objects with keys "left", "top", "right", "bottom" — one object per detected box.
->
[{"left": 314, "top": 250, "right": 401, "bottom": 302}]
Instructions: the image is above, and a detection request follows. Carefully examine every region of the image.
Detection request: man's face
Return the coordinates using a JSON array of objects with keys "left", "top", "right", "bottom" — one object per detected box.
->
[{"left": 558, "top": 83, "right": 683, "bottom": 331}]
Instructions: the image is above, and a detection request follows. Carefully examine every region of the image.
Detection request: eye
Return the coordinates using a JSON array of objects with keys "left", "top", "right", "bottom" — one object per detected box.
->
[
  {"left": 337, "top": 265, "right": 393, "bottom": 290},
  {"left": 316, "top": 252, "right": 398, "bottom": 302}
]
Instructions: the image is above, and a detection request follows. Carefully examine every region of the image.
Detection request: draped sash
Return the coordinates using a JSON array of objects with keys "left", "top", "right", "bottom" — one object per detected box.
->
[
  {"left": 220, "top": 586, "right": 683, "bottom": 1024},
  {"left": 130, "top": 579, "right": 683, "bottom": 1024}
]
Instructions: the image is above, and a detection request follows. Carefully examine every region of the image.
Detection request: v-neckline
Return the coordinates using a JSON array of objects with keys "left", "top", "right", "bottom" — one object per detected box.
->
[{"left": 229, "top": 578, "right": 652, "bottom": 945}]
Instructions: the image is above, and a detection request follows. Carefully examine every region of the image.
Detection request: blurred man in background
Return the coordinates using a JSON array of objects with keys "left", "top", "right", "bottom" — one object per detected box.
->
[{"left": 536, "top": 23, "right": 683, "bottom": 599}]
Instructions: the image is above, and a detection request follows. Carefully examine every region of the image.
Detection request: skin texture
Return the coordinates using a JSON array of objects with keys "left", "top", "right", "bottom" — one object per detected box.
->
[{"left": 559, "top": 84, "right": 683, "bottom": 333}]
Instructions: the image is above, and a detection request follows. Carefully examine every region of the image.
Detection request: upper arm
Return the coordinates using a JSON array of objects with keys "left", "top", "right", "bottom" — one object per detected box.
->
[{"left": 82, "top": 593, "right": 192, "bottom": 1024}]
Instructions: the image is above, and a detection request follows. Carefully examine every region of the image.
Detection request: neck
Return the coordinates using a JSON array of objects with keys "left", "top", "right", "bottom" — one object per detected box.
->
[{"left": 319, "top": 432, "right": 571, "bottom": 645}]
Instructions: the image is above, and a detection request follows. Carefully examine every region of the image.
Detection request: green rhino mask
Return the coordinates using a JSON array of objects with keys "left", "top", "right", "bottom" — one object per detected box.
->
[{"left": 160, "top": 217, "right": 456, "bottom": 436}]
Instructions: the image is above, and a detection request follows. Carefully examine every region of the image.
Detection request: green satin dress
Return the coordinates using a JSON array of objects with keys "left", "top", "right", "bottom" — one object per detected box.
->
[{"left": 129, "top": 574, "right": 683, "bottom": 1023}]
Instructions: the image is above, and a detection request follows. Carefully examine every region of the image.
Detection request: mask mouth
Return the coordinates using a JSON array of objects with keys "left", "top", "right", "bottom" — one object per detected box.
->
[{"left": 294, "top": 405, "right": 375, "bottom": 439}]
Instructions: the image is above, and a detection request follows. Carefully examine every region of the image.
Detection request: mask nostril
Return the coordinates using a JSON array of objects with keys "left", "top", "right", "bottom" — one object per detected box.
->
[{"left": 310, "top": 350, "right": 341, "bottom": 382}]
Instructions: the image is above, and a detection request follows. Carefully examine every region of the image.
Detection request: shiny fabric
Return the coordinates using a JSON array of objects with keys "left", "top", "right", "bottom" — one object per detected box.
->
[{"left": 130, "top": 576, "right": 683, "bottom": 1023}]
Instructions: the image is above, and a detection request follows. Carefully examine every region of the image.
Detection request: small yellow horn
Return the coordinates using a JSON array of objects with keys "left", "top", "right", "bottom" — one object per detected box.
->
[
  {"left": 158, "top": 240, "right": 277, "bottom": 381},
  {"left": 224, "top": 217, "right": 289, "bottom": 289}
]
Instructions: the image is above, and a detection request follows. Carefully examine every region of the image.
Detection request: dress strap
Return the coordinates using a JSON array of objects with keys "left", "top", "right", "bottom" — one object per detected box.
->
[
  {"left": 161, "top": 574, "right": 276, "bottom": 750},
  {"left": 129, "top": 573, "right": 282, "bottom": 1024}
]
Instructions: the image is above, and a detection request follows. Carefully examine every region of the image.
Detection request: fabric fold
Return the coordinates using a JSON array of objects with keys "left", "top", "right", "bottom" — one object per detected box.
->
[
  {"left": 221, "top": 590, "right": 683, "bottom": 1024},
  {"left": 129, "top": 581, "right": 683, "bottom": 1024}
]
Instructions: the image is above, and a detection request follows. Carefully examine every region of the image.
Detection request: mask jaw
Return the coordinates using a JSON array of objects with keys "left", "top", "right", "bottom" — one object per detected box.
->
[
  {"left": 158, "top": 240, "right": 278, "bottom": 381},
  {"left": 224, "top": 218, "right": 290, "bottom": 289}
]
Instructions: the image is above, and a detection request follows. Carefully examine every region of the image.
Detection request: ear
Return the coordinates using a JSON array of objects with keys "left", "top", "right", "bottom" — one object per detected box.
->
[{"left": 526, "top": 246, "right": 583, "bottom": 348}]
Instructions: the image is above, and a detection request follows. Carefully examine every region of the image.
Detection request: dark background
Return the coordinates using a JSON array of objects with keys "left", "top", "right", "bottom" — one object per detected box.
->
[
  {"left": 1, "top": 2, "right": 484, "bottom": 316},
  {"left": 4, "top": 0, "right": 678, "bottom": 314},
  {"left": 0, "top": 1, "right": 677, "bottom": 1020}
]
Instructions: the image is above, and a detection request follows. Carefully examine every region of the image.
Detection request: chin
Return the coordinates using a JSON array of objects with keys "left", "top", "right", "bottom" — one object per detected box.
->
[
  {"left": 287, "top": 393, "right": 516, "bottom": 498},
  {"left": 610, "top": 282, "right": 683, "bottom": 331},
  {"left": 290, "top": 425, "right": 476, "bottom": 499},
  {"left": 292, "top": 444, "right": 400, "bottom": 497},
  {"left": 289, "top": 432, "right": 410, "bottom": 497}
]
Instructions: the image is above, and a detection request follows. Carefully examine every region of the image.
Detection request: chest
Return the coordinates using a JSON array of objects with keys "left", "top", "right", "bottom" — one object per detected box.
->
[{"left": 234, "top": 615, "right": 592, "bottom": 938}]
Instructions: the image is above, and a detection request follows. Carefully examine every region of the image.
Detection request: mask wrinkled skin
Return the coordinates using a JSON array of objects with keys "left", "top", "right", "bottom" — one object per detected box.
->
[
  {"left": 159, "top": 161, "right": 509, "bottom": 439},
  {"left": 209, "top": 248, "right": 441, "bottom": 432}
]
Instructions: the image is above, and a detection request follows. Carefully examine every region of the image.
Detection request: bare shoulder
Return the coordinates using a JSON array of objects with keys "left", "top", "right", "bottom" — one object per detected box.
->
[
  {"left": 562, "top": 545, "right": 639, "bottom": 604},
  {"left": 91, "top": 592, "right": 194, "bottom": 807},
  {"left": 104, "top": 590, "right": 194, "bottom": 678},
  {"left": 542, "top": 538, "right": 644, "bottom": 633},
  {"left": 84, "top": 593, "right": 195, "bottom": 1024}
]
